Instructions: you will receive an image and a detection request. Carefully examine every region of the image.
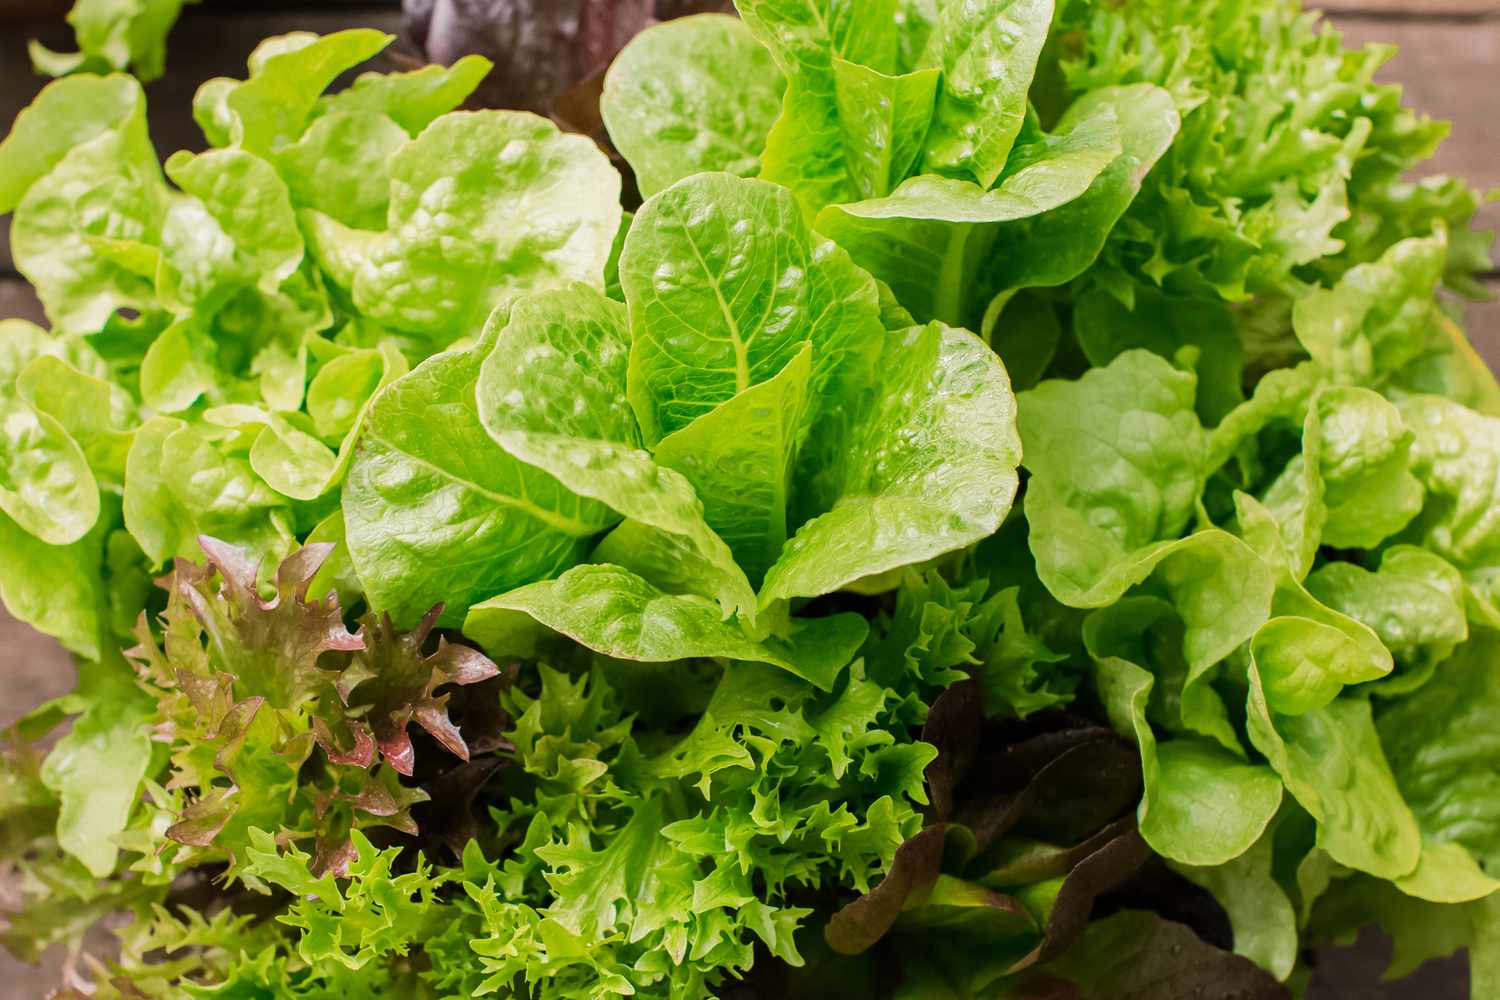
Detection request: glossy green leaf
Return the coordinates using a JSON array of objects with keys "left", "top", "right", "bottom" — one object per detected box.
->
[
  {"left": 739, "top": 0, "right": 901, "bottom": 216},
  {"left": 1073, "top": 286, "right": 1243, "bottom": 426},
  {"left": 195, "top": 29, "right": 394, "bottom": 153},
  {"left": 464, "top": 563, "right": 867, "bottom": 690},
  {"left": 654, "top": 344, "right": 813, "bottom": 585},
  {"left": 40, "top": 652, "right": 154, "bottom": 877},
  {"left": 1018, "top": 350, "right": 1205, "bottom": 606},
  {"left": 1292, "top": 234, "right": 1446, "bottom": 385},
  {"left": 304, "top": 111, "right": 622, "bottom": 346},
  {"left": 621, "top": 173, "right": 884, "bottom": 442},
  {"left": 1377, "top": 634, "right": 1500, "bottom": 874},
  {"left": 985, "top": 84, "right": 1181, "bottom": 296},
  {"left": 122, "top": 416, "right": 292, "bottom": 569},
  {"left": 1235, "top": 494, "right": 1392, "bottom": 714},
  {"left": 201, "top": 405, "right": 338, "bottom": 502},
  {"left": 759, "top": 322, "right": 1021, "bottom": 606},
  {"left": 160, "top": 147, "right": 304, "bottom": 307},
  {"left": 916, "top": 0, "right": 1053, "bottom": 187},
  {"left": 1246, "top": 676, "right": 1421, "bottom": 881},
  {"left": 1398, "top": 395, "right": 1500, "bottom": 600},
  {"left": 1311, "top": 386, "right": 1425, "bottom": 550},
  {"left": 0, "top": 394, "right": 100, "bottom": 546},
  {"left": 1172, "top": 830, "right": 1298, "bottom": 981},
  {"left": 831, "top": 57, "right": 940, "bottom": 200},
  {"left": 317, "top": 55, "right": 493, "bottom": 135},
  {"left": 475, "top": 284, "right": 755, "bottom": 618},
  {"left": 816, "top": 103, "right": 1119, "bottom": 325},
  {"left": 1094, "top": 653, "right": 1281, "bottom": 868},
  {"left": 270, "top": 110, "right": 409, "bottom": 231},
  {"left": 29, "top": 0, "right": 189, "bottom": 81},
  {"left": 16, "top": 354, "right": 136, "bottom": 487},
  {"left": 0, "top": 511, "right": 106, "bottom": 660},
  {"left": 7, "top": 92, "right": 166, "bottom": 336},
  {"left": 1307, "top": 546, "right": 1467, "bottom": 690},
  {"left": 343, "top": 339, "right": 611, "bottom": 628},
  {"left": 0, "top": 74, "right": 147, "bottom": 214},
  {"left": 602, "top": 15, "right": 785, "bottom": 198}
]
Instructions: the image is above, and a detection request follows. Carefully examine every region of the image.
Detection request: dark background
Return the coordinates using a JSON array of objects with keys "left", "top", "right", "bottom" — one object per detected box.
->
[{"left": 1, "top": 0, "right": 1496, "bottom": 995}]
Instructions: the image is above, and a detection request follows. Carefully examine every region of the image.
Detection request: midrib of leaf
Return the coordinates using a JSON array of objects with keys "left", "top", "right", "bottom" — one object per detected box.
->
[
  {"left": 682, "top": 224, "right": 754, "bottom": 395},
  {"left": 868, "top": 74, "right": 899, "bottom": 198},
  {"left": 934, "top": 224, "right": 971, "bottom": 327},
  {"left": 364, "top": 427, "right": 600, "bottom": 538}
]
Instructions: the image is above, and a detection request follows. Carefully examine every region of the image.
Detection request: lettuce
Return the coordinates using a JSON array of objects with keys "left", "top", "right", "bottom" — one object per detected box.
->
[
  {"left": 2, "top": 0, "right": 1497, "bottom": 996},
  {"left": 30, "top": 0, "right": 195, "bottom": 82}
]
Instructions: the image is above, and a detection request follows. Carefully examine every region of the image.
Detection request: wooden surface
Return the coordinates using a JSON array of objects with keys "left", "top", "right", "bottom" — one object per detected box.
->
[{"left": 0, "top": 2, "right": 1493, "bottom": 997}]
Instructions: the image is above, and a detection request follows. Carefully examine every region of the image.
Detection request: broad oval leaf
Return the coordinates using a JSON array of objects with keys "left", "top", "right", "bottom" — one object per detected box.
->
[
  {"left": 602, "top": 14, "right": 786, "bottom": 198},
  {"left": 759, "top": 322, "right": 1021, "bottom": 606},
  {"left": 304, "top": 110, "right": 623, "bottom": 347},
  {"left": 621, "top": 172, "right": 884, "bottom": 443},
  {"left": 475, "top": 284, "right": 756, "bottom": 618},
  {"left": 1095, "top": 654, "right": 1282, "bottom": 868},
  {"left": 464, "top": 562, "right": 866, "bottom": 691},
  {"left": 0, "top": 394, "right": 100, "bottom": 546},
  {"left": 344, "top": 338, "right": 613, "bottom": 628}
]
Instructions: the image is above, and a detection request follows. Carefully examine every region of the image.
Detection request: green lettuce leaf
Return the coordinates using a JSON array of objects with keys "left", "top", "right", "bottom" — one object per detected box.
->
[
  {"left": 621, "top": 172, "right": 884, "bottom": 443},
  {"left": 1246, "top": 675, "right": 1421, "bottom": 881},
  {"left": 30, "top": 0, "right": 192, "bottom": 82},
  {"left": 1092, "top": 614, "right": 1281, "bottom": 867},
  {"left": 305, "top": 111, "right": 622, "bottom": 347},
  {"left": 193, "top": 30, "right": 393, "bottom": 153},
  {"left": 602, "top": 15, "right": 786, "bottom": 198},
  {"left": 816, "top": 103, "right": 1121, "bottom": 326},
  {"left": 39, "top": 652, "right": 154, "bottom": 877},
  {"left": 464, "top": 563, "right": 866, "bottom": 691},
  {"left": 759, "top": 322, "right": 1020, "bottom": 606},
  {"left": 916, "top": 0, "right": 1054, "bottom": 187},
  {"left": 343, "top": 336, "right": 611, "bottom": 628}
]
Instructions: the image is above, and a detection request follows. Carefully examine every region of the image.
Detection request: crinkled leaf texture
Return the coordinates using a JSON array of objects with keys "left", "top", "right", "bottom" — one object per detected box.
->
[
  {"left": 30, "top": 0, "right": 194, "bottom": 82},
  {"left": 601, "top": 14, "right": 786, "bottom": 197},
  {"left": 341, "top": 171, "right": 1019, "bottom": 657},
  {"left": 305, "top": 110, "right": 622, "bottom": 346}
]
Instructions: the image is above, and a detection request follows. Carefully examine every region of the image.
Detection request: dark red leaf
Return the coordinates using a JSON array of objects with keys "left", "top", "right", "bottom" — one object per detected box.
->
[
  {"left": 825, "top": 824, "right": 951, "bottom": 955},
  {"left": 338, "top": 608, "right": 501, "bottom": 776}
]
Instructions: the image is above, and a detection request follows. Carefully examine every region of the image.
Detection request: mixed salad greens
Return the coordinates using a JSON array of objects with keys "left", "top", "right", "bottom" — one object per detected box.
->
[{"left": 1, "top": 0, "right": 1497, "bottom": 997}]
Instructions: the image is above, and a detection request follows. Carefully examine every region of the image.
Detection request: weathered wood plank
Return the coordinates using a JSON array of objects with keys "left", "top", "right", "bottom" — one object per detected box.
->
[
  {"left": 0, "top": 608, "right": 73, "bottom": 730},
  {"left": 1320, "top": 0, "right": 1500, "bottom": 17},
  {"left": 0, "top": 278, "right": 45, "bottom": 325},
  {"left": 1469, "top": 280, "right": 1500, "bottom": 364}
]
